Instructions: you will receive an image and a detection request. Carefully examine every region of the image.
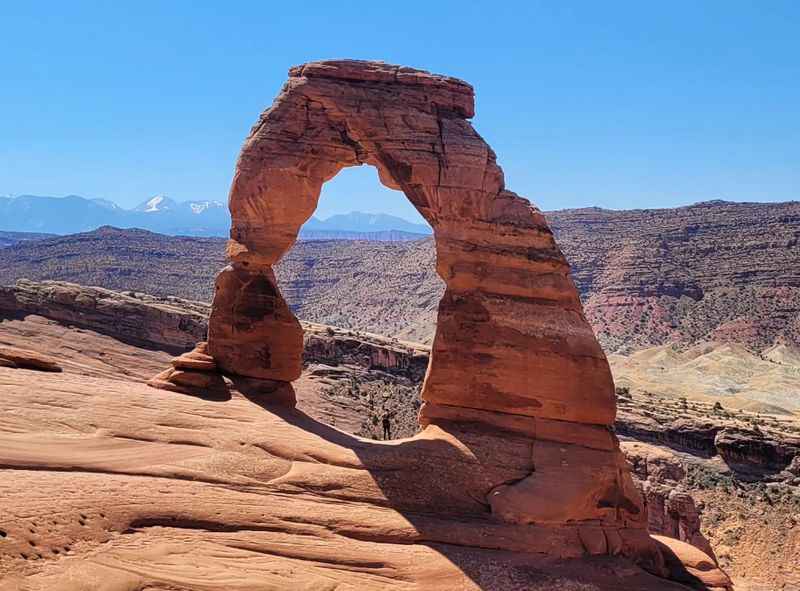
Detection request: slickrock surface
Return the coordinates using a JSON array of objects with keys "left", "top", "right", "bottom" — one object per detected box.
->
[
  {"left": 0, "top": 367, "right": 719, "bottom": 591},
  {"left": 0, "top": 346, "right": 61, "bottom": 372}
]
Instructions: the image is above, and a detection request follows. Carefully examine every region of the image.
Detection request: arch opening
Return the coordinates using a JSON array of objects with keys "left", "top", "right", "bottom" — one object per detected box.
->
[{"left": 274, "top": 164, "right": 441, "bottom": 440}]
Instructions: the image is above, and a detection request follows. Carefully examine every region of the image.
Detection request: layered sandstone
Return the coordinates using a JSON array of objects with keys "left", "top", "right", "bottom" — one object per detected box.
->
[
  {"left": 623, "top": 442, "right": 715, "bottom": 559},
  {"left": 142, "top": 59, "right": 733, "bottom": 587},
  {"left": 0, "top": 279, "right": 207, "bottom": 352},
  {"left": 547, "top": 201, "right": 800, "bottom": 353},
  {"left": 0, "top": 345, "right": 61, "bottom": 372}
]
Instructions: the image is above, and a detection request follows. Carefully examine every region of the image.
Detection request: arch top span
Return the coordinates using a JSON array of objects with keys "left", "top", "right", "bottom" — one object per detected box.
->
[{"left": 209, "top": 59, "right": 615, "bottom": 428}]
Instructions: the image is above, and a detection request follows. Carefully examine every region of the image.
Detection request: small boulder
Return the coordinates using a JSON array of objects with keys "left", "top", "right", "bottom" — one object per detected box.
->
[{"left": 653, "top": 535, "right": 732, "bottom": 589}]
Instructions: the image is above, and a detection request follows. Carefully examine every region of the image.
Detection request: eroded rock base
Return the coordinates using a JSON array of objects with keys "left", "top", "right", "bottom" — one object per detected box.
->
[{"left": 148, "top": 341, "right": 296, "bottom": 405}]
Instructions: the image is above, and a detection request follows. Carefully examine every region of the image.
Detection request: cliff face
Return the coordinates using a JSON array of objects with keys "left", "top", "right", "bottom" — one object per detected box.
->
[
  {"left": 547, "top": 200, "right": 800, "bottom": 353},
  {"left": 622, "top": 442, "right": 715, "bottom": 560},
  {"left": 0, "top": 279, "right": 209, "bottom": 353}
]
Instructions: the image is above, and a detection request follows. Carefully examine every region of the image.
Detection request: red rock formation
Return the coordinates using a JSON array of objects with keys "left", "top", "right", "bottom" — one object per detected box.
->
[
  {"left": 0, "top": 345, "right": 61, "bottom": 372},
  {"left": 623, "top": 442, "right": 715, "bottom": 559},
  {"left": 204, "top": 59, "right": 614, "bottom": 423},
  {"left": 0, "top": 279, "right": 208, "bottom": 352},
  {"left": 148, "top": 60, "right": 730, "bottom": 587}
]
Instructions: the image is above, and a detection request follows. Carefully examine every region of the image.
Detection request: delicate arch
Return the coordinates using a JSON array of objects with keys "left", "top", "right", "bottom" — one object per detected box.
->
[{"left": 207, "top": 60, "right": 615, "bottom": 428}]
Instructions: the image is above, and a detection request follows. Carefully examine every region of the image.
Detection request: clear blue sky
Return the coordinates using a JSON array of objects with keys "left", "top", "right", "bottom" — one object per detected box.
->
[{"left": 1, "top": 1, "right": 798, "bottom": 223}]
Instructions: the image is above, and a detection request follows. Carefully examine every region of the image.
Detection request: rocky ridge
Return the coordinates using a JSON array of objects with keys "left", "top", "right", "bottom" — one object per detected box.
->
[
  {"left": 0, "top": 279, "right": 208, "bottom": 352},
  {"left": 548, "top": 201, "right": 800, "bottom": 353}
]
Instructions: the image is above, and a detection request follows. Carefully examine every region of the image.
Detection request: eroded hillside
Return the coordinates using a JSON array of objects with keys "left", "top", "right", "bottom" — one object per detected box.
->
[{"left": 0, "top": 199, "right": 798, "bottom": 351}]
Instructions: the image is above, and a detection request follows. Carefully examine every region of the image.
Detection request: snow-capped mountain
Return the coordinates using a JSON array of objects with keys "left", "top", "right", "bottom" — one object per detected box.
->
[
  {"left": 0, "top": 195, "right": 432, "bottom": 239},
  {"left": 134, "top": 195, "right": 225, "bottom": 216},
  {"left": 134, "top": 195, "right": 179, "bottom": 213}
]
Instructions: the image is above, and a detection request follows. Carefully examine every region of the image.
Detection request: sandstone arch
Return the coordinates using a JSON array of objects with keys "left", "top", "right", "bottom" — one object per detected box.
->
[
  {"left": 146, "top": 61, "right": 734, "bottom": 584},
  {"left": 208, "top": 59, "right": 615, "bottom": 429}
]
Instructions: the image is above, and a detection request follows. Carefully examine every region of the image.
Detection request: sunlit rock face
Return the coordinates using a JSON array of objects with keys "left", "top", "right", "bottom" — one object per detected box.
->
[
  {"left": 146, "top": 60, "right": 730, "bottom": 587},
  {"left": 211, "top": 59, "right": 614, "bottom": 423}
]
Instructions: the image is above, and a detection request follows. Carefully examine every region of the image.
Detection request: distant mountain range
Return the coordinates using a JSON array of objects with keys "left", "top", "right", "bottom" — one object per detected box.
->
[{"left": 0, "top": 194, "right": 432, "bottom": 240}]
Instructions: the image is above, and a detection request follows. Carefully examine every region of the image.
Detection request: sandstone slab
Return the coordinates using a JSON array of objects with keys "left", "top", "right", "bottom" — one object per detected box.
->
[
  {"left": 0, "top": 345, "right": 61, "bottom": 372},
  {"left": 0, "top": 367, "right": 726, "bottom": 590}
]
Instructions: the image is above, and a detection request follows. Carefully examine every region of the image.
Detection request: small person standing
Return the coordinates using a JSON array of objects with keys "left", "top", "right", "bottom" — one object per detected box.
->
[{"left": 381, "top": 411, "right": 392, "bottom": 440}]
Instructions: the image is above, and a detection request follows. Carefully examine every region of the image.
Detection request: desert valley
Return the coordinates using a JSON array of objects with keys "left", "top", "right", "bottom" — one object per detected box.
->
[{"left": 1, "top": 59, "right": 799, "bottom": 591}]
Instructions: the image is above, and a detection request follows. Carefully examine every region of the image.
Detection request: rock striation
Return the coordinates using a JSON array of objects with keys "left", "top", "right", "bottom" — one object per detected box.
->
[
  {"left": 147, "top": 60, "right": 729, "bottom": 586},
  {"left": 547, "top": 201, "right": 800, "bottom": 353},
  {"left": 0, "top": 345, "right": 61, "bottom": 372},
  {"left": 0, "top": 279, "right": 208, "bottom": 353}
]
